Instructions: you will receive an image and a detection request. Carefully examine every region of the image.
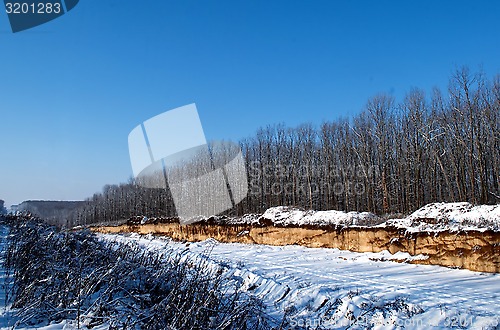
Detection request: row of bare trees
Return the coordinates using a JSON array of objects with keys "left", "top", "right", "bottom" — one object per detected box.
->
[{"left": 69, "top": 68, "right": 499, "bottom": 227}]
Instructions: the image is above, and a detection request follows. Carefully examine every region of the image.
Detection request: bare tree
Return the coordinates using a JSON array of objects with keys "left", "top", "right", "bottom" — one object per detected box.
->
[{"left": 67, "top": 67, "right": 500, "bottom": 227}]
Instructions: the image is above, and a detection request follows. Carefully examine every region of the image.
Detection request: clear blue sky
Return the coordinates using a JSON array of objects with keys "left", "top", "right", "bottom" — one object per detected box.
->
[{"left": 1, "top": 0, "right": 500, "bottom": 207}]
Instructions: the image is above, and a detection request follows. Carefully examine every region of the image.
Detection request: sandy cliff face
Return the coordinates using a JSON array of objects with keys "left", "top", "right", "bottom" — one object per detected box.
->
[{"left": 92, "top": 223, "right": 500, "bottom": 273}]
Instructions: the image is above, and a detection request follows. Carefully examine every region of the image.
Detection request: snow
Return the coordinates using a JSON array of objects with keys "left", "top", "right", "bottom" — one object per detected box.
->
[
  {"left": 217, "top": 202, "right": 500, "bottom": 232},
  {"left": 2, "top": 219, "right": 500, "bottom": 329},
  {"left": 2, "top": 202, "right": 500, "bottom": 328},
  {"left": 216, "top": 206, "right": 383, "bottom": 227},
  {"left": 384, "top": 202, "right": 500, "bottom": 232},
  {"left": 259, "top": 206, "right": 382, "bottom": 227},
  {"left": 97, "top": 202, "right": 500, "bottom": 233},
  {"left": 99, "top": 233, "right": 500, "bottom": 329}
]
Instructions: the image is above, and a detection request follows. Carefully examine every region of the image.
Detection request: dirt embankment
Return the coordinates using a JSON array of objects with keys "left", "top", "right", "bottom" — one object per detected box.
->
[{"left": 92, "top": 223, "right": 500, "bottom": 273}]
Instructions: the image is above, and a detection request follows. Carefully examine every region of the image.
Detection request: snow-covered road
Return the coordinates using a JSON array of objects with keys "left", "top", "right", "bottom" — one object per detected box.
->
[{"left": 102, "top": 233, "right": 500, "bottom": 329}]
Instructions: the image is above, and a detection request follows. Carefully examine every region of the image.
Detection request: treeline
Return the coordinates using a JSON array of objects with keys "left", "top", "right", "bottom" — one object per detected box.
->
[
  {"left": 69, "top": 68, "right": 500, "bottom": 227},
  {"left": 70, "top": 183, "right": 174, "bottom": 227},
  {"left": 15, "top": 201, "right": 84, "bottom": 226}
]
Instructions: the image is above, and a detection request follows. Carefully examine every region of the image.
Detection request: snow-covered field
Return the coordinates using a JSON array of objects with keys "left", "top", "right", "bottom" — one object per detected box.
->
[
  {"left": 1, "top": 201, "right": 500, "bottom": 329},
  {"left": 0, "top": 227, "right": 499, "bottom": 329},
  {"left": 96, "top": 233, "right": 500, "bottom": 329}
]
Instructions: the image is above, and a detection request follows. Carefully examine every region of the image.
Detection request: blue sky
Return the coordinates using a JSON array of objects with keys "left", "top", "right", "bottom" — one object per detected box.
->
[{"left": 1, "top": 0, "right": 500, "bottom": 207}]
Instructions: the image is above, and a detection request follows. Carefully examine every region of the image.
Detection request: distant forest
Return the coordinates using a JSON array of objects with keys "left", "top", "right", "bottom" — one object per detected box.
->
[{"left": 69, "top": 68, "right": 500, "bottom": 227}]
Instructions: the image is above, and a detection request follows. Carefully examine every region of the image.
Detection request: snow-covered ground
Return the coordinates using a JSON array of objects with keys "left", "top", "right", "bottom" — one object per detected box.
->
[
  {"left": 97, "top": 233, "right": 500, "bottom": 329},
  {"left": 2, "top": 199, "right": 500, "bottom": 329},
  {"left": 0, "top": 225, "right": 499, "bottom": 329}
]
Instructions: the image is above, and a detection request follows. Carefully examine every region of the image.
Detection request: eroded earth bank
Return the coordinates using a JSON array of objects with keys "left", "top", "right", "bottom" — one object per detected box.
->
[{"left": 91, "top": 202, "right": 500, "bottom": 273}]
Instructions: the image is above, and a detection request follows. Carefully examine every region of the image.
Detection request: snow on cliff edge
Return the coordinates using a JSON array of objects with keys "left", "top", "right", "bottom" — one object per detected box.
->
[
  {"left": 384, "top": 202, "right": 500, "bottom": 232},
  {"left": 259, "top": 206, "right": 382, "bottom": 227},
  {"left": 221, "top": 202, "right": 500, "bottom": 231}
]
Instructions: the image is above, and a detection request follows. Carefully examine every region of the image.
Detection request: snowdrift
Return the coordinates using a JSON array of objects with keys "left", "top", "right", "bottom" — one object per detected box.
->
[
  {"left": 215, "top": 202, "right": 500, "bottom": 232},
  {"left": 384, "top": 202, "right": 500, "bottom": 232},
  {"left": 215, "top": 206, "right": 382, "bottom": 227}
]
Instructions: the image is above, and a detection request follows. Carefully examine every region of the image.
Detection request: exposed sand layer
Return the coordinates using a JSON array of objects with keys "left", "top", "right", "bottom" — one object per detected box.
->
[{"left": 91, "top": 222, "right": 500, "bottom": 273}]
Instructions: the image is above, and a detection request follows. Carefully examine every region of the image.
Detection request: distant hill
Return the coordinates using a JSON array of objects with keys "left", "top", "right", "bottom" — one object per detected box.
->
[{"left": 16, "top": 200, "right": 85, "bottom": 226}]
